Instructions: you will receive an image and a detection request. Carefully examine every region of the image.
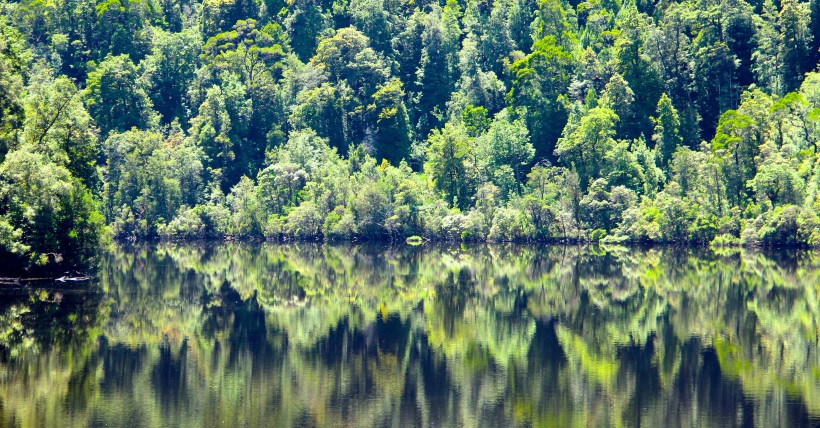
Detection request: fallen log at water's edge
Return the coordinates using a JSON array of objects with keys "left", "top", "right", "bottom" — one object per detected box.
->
[{"left": 0, "top": 276, "right": 94, "bottom": 285}]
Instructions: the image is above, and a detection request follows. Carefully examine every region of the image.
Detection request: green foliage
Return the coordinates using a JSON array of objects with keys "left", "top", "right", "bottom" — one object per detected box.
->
[
  {"left": 21, "top": 66, "right": 99, "bottom": 187},
  {"left": 475, "top": 110, "right": 534, "bottom": 193},
  {"left": 0, "top": 143, "right": 102, "bottom": 262},
  {"left": 488, "top": 206, "right": 532, "bottom": 241},
  {"left": 555, "top": 106, "right": 618, "bottom": 190},
  {"left": 103, "top": 128, "right": 203, "bottom": 238},
  {"left": 202, "top": 19, "right": 286, "bottom": 84},
  {"left": 508, "top": 35, "right": 574, "bottom": 159},
  {"left": 613, "top": 5, "right": 661, "bottom": 139},
  {"left": 142, "top": 28, "right": 202, "bottom": 124},
  {"left": 742, "top": 204, "right": 820, "bottom": 246},
  {"left": 369, "top": 77, "right": 412, "bottom": 165},
  {"left": 425, "top": 122, "right": 473, "bottom": 210},
  {"left": 227, "top": 175, "right": 265, "bottom": 236},
  {"left": 93, "top": 0, "right": 158, "bottom": 60},
  {"left": 84, "top": 54, "right": 157, "bottom": 137},
  {"left": 284, "top": 0, "right": 328, "bottom": 62},
  {"left": 0, "top": 17, "right": 27, "bottom": 156},
  {"left": 2, "top": 0, "right": 820, "bottom": 251},
  {"left": 652, "top": 93, "right": 683, "bottom": 170}
]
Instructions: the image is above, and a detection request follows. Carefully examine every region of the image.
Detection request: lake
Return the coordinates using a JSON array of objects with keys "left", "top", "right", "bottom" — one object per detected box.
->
[{"left": 0, "top": 243, "right": 819, "bottom": 427}]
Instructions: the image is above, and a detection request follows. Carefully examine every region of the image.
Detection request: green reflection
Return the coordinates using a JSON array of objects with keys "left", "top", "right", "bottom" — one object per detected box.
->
[{"left": 0, "top": 243, "right": 818, "bottom": 427}]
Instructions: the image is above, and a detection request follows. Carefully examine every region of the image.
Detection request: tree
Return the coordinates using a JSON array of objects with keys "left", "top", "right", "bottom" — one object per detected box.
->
[
  {"left": 711, "top": 109, "right": 759, "bottom": 206},
  {"left": 21, "top": 66, "right": 98, "bottom": 187},
  {"left": 189, "top": 85, "right": 234, "bottom": 190},
  {"left": 7, "top": 0, "right": 820, "bottom": 248},
  {"left": 200, "top": 20, "right": 289, "bottom": 170},
  {"left": 369, "top": 78, "right": 413, "bottom": 165},
  {"left": 0, "top": 144, "right": 102, "bottom": 262},
  {"left": 85, "top": 54, "right": 157, "bottom": 136},
  {"left": 201, "top": 19, "right": 287, "bottom": 86},
  {"left": 312, "top": 27, "right": 390, "bottom": 91},
  {"left": 753, "top": 0, "right": 782, "bottom": 94},
  {"left": 348, "top": 0, "right": 398, "bottom": 54},
  {"left": 600, "top": 73, "right": 637, "bottom": 140},
  {"left": 289, "top": 83, "right": 347, "bottom": 151},
  {"left": 778, "top": 0, "right": 814, "bottom": 94},
  {"left": 415, "top": 1, "right": 462, "bottom": 138},
  {"left": 103, "top": 128, "right": 203, "bottom": 238},
  {"left": 507, "top": 36, "right": 574, "bottom": 160},
  {"left": 454, "top": 33, "right": 507, "bottom": 114},
  {"left": 257, "top": 162, "right": 307, "bottom": 215},
  {"left": 475, "top": 110, "right": 534, "bottom": 193},
  {"left": 509, "top": 0, "right": 536, "bottom": 52},
  {"left": 555, "top": 106, "right": 619, "bottom": 190},
  {"left": 481, "top": 0, "right": 516, "bottom": 76},
  {"left": 580, "top": 178, "right": 614, "bottom": 232},
  {"left": 93, "top": 0, "right": 156, "bottom": 60},
  {"left": 811, "top": 0, "right": 820, "bottom": 66},
  {"left": 264, "top": 128, "right": 339, "bottom": 180},
  {"left": 142, "top": 29, "right": 201, "bottom": 125},
  {"left": 310, "top": 27, "right": 391, "bottom": 144},
  {"left": 645, "top": 3, "right": 699, "bottom": 146},
  {"left": 532, "top": 0, "right": 575, "bottom": 48},
  {"left": 200, "top": 0, "right": 260, "bottom": 38},
  {"left": 0, "top": 20, "right": 26, "bottom": 157},
  {"left": 694, "top": 41, "right": 739, "bottom": 139},
  {"left": 523, "top": 164, "right": 565, "bottom": 238},
  {"left": 189, "top": 73, "right": 257, "bottom": 191},
  {"left": 652, "top": 93, "right": 683, "bottom": 170},
  {"left": 425, "top": 122, "right": 473, "bottom": 209},
  {"left": 604, "top": 139, "right": 645, "bottom": 192},
  {"left": 284, "top": 0, "right": 328, "bottom": 62},
  {"left": 461, "top": 104, "right": 491, "bottom": 138},
  {"left": 227, "top": 175, "right": 265, "bottom": 236},
  {"left": 749, "top": 142, "right": 804, "bottom": 208},
  {"left": 614, "top": 5, "right": 662, "bottom": 140},
  {"left": 391, "top": 9, "right": 424, "bottom": 96}
]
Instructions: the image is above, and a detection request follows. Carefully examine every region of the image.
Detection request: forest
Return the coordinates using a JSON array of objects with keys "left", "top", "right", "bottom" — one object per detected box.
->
[
  {"left": 1, "top": 0, "right": 820, "bottom": 263},
  {"left": 2, "top": 243, "right": 819, "bottom": 425}
]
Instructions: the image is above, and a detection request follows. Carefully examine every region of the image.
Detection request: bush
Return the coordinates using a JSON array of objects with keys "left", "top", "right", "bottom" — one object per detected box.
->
[
  {"left": 460, "top": 209, "right": 489, "bottom": 242},
  {"left": 160, "top": 207, "right": 205, "bottom": 239},
  {"left": 614, "top": 202, "right": 662, "bottom": 243},
  {"left": 742, "top": 205, "right": 820, "bottom": 247},
  {"left": 351, "top": 182, "right": 389, "bottom": 236},
  {"left": 488, "top": 208, "right": 532, "bottom": 242},
  {"left": 284, "top": 202, "right": 324, "bottom": 238},
  {"left": 227, "top": 176, "right": 265, "bottom": 237},
  {"left": 323, "top": 205, "right": 356, "bottom": 240},
  {"left": 439, "top": 213, "right": 469, "bottom": 241},
  {"left": 264, "top": 215, "right": 285, "bottom": 239}
]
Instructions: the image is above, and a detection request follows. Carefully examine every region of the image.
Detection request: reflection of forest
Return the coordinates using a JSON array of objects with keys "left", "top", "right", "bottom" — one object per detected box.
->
[{"left": 0, "top": 244, "right": 818, "bottom": 427}]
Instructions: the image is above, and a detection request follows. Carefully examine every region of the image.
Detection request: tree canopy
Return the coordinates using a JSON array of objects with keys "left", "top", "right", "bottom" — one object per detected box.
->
[{"left": 1, "top": 0, "right": 820, "bottom": 263}]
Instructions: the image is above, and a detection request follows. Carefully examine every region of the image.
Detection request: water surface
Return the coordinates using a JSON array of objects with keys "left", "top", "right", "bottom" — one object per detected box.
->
[{"left": 1, "top": 243, "right": 819, "bottom": 427}]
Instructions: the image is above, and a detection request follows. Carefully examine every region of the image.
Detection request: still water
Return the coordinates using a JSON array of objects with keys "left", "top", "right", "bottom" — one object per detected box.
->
[{"left": 1, "top": 243, "right": 819, "bottom": 427}]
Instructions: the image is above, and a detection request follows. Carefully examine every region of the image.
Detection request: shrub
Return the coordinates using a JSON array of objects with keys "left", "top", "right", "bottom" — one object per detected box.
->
[
  {"left": 160, "top": 207, "right": 205, "bottom": 239},
  {"left": 284, "top": 202, "right": 324, "bottom": 238},
  {"left": 742, "top": 205, "right": 820, "bottom": 247},
  {"left": 323, "top": 206, "right": 356, "bottom": 240},
  {"left": 488, "top": 208, "right": 532, "bottom": 242}
]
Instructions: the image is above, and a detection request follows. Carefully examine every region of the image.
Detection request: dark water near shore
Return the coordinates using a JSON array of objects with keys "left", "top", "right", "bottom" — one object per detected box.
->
[{"left": 0, "top": 243, "right": 819, "bottom": 427}]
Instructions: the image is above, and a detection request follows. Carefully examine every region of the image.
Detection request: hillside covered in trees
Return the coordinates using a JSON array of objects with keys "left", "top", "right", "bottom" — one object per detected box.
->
[{"left": 1, "top": 0, "right": 820, "bottom": 263}]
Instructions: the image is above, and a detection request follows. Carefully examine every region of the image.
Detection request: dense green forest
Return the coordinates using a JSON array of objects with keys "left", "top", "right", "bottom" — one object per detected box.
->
[{"left": 1, "top": 0, "right": 820, "bottom": 262}]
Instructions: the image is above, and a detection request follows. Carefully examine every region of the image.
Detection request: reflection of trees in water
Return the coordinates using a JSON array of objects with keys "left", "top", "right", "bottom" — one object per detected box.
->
[{"left": 0, "top": 244, "right": 818, "bottom": 426}]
